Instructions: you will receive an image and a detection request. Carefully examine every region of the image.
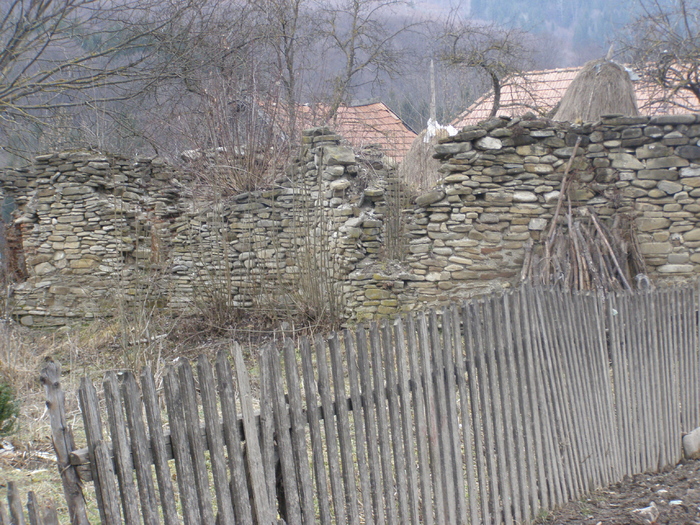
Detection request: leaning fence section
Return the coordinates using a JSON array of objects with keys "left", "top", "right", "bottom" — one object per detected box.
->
[{"left": 74, "top": 285, "right": 700, "bottom": 525}]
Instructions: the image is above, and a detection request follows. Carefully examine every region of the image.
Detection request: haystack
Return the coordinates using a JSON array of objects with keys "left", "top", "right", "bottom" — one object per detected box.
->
[
  {"left": 399, "top": 121, "right": 455, "bottom": 192},
  {"left": 553, "top": 59, "right": 639, "bottom": 122}
]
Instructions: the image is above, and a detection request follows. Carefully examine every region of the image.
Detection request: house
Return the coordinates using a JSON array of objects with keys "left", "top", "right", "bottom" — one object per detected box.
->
[
  {"left": 452, "top": 64, "right": 700, "bottom": 128},
  {"left": 300, "top": 101, "right": 417, "bottom": 162}
]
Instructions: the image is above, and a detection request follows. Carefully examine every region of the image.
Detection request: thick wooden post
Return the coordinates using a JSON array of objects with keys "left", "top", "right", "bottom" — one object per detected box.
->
[{"left": 39, "top": 360, "right": 90, "bottom": 525}]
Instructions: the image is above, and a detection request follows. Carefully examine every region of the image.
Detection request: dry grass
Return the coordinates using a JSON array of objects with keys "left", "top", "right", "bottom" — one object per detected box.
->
[{"left": 0, "top": 308, "right": 293, "bottom": 523}]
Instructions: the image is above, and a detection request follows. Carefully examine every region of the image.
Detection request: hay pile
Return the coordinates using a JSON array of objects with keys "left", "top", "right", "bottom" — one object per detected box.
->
[
  {"left": 553, "top": 59, "right": 639, "bottom": 122},
  {"left": 399, "top": 125, "right": 451, "bottom": 192}
]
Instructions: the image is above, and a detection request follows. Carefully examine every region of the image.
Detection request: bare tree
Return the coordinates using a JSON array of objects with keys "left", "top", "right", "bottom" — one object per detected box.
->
[
  {"left": 438, "top": 13, "right": 533, "bottom": 118},
  {"left": 317, "top": 0, "right": 418, "bottom": 121},
  {"left": 620, "top": 0, "right": 700, "bottom": 106},
  {"left": 0, "top": 0, "right": 204, "bottom": 161}
]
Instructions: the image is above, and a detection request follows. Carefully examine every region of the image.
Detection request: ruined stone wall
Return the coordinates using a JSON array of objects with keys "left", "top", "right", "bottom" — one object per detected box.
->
[
  {"left": 4, "top": 115, "right": 700, "bottom": 326},
  {"left": 347, "top": 114, "right": 700, "bottom": 320},
  {"left": 1, "top": 129, "right": 398, "bottom": 326}
]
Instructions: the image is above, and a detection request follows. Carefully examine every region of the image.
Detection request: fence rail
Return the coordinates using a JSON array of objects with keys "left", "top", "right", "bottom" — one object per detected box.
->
[{"left": 69, "top": 285, "right": 699, "bottom": 524}]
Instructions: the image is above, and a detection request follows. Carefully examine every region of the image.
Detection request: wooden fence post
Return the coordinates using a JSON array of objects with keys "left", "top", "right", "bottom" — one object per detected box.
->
[{"left": 39, "top": 360, "right": 90, "bottom": 525}]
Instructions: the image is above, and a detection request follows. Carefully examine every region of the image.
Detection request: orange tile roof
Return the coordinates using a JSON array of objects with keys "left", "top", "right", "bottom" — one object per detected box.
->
[
  {"left": 300, "top": 102, "right": 417, "bottom": 162},
  {"left": 452, "top": 66, "right": 700, "bottom": 128}
]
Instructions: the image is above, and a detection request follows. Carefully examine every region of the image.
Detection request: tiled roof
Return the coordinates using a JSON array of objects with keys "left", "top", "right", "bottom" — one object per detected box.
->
[
  {"left": 452, "top": 66, "right": 700, "bottom": 128},
  {"left": 300, "top": 102, "right": 417, "bottom": 162}
]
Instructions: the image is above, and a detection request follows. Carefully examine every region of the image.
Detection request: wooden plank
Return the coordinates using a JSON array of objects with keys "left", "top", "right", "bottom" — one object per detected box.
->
[
  {"left": 452, "top": 305, "right": 479, "bottom": 525},
  {"left": 39, "top": 362, "right": 89, "bottom": 525},
  {"left": 658, "top": 289, "right": 672, "bottom": 469},
  {"left": 580, "top": 293, "right": 610, "bottom": 486},
  {"left": 266, "top": 345, "right": 303, "bottom": 524},
  {"left": 428, "top": 310, "right": 456, "bottom": 525},
  {"left": 691, "top": 286, "right": 700, "bottom": 428},
  {"left": 103, "top": 372, "right": 141, "bottom": 525},
  {"left": 79, "top": 378, "right": 122, "bottom": 525},
  {"left": 519, "top": 288, "right": 547, "bottom": 513},
  {"left": 27, "top": 492, "right": 43, "bottom": 525},
  {"left": 509, "top": 292, "right": 536, "bottom": 521},
  {"left": 417, "top": 312, "right": 446, "bottom": 524},
  {"left": 553, "top": 290, "right": 588, "bottom": 496},
  {"left": 7, "top": 482, "right": 26, "bottom": 525},
  {"left": 621, "top": 291, "right": 638, "bottom": 477},
  {"left": 688, "top": 286, "right": 696, "bottom": 430},
  {"left": 368, "top": 324, "right": 397, "bottom": 525},
  {"left": 343, "top": 329, "right": 374, "bottom": 523},
  {"left": 215, "top": 351, "right": 254, "bottom": 524},
  {"left": 163, "top": 366, "right": 201, "bottom": 525},
  {"left": 231, "top": 342, "right": 275, "bottom": 525},
  {"left": 120, "top": 373, "right": 159, "bottom": 525},
  {"left": 554, "top": 291, "right": 592, "bottom": 493},
  {"left": 596, "top": 292, "right": 623, "bottom": 483},
  {"left": 440, "top": 309, "right": 467, "bottom": 525},
  {"left": 494, "top": 295, "right": 521, "bottom": 523},
  {"left": 178, "top": 361, "right": 215, "bottom": 524},
  {"left": 314, "top": 335, "right": 348, "bottom": 525},
  {"left": 662, "top": 290, "right": 679, "bottom": 468},
  {"left": 95, "top": 439, "right": 123, "bottom": 525},
  {"left": 405, "top": 314, "right": 433, "bottom": 525},
  {"left": 328, "top": 333, "right": 361, "bottom": 525},
  {"left": 140, "top": 368, "right": 180, "bottom": 525},
  {"left": 607, "top": 293, "right": 631, "bottom": 478},
  {"left": 631, "top": 293, "right": 652, "bottom": 473},
  {"left": 535, "top": 289, "right": 575, "bottom": 501},
  {"left": 534, "top": 289, "right": 566, "bottom": 505},
  {"left": 355, "top": 327, "right": 386, "bottom": 525},
  {"left": 502, "top": 294, "right": 530, "bottom": 524},
  {"left": 197, "top": 355, "right": 236, "bottom": 525},
  {"left": 259, "top": 349, "right": 277, "bottom": 512},
  {"left": 677, "top": 289, "right": 690, "bottom": 435},
  {"left": 39, "top": 501, "right": 58, "bottom": 525},
  {"left": 463, "top": 302, "right": 490, "bottom": 524},
  {"left": 380, "top": 323, "right": 409, "bottom": 524},
  {"left": 282, "top": 339, "right": 317, "bottom": 525},
  {"left": 642, "top": 291, "right": 661, "bottom": 472},
  {"left": 650, "top": 290, "right": 668, "bottom": 470},
  {"left": 486, "top": 297, "right": 514, "bottom": 524},
  {"left": 393, "top": 319, "right": 421, "bottom": 525},
  {"left": 472, "top": 301, "right": 501, "bottom": 522},
  {"left": 527, "top": 290, "right": 563, "bottom": 508},
  {"left": 299, "top": 336, "right": 333, "bottom": 525},
  {"left": 0, "top": 498, "right": 8, "bottom": 525}
]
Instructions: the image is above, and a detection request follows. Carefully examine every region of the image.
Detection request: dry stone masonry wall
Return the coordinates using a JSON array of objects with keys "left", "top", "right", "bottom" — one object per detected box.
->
[
  {"left": 4, "top": 115, "right": 700, "bottom": 326},
  {"left": 348, "top": 114, "right": 700, "bottom": 320},
  {"left": 0, "top": 129, "right": 399, "bottom": 326}
]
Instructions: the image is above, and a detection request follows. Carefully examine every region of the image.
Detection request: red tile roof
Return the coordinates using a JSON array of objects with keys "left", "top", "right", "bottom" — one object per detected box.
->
[
  {"left": 452, "top": 66, "right": 700, "bottom": 128},
  {"left": 300, "top": 102, "right": 417, "bottom": 162}
]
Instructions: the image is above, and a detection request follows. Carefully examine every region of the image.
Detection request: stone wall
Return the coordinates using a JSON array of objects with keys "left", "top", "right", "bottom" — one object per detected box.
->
[
  {"left": 4, "top": 115, "right": 700, "bottom": 326},
  {"left": 0, "top": 129, "right": 400, "bottom": 326},
  {"left": 347, "top": 114, "right": 700, "bottom": 320}
]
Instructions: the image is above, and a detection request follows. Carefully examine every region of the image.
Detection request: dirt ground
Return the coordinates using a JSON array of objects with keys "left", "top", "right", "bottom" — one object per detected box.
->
[{"left": 537, "top": 459, "right": 700, "bottom": 525}]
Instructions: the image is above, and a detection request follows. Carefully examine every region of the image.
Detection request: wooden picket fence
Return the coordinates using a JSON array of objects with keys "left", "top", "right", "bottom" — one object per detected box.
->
[
  {"left": 0, "top": 482, "right": 59, "bottom": 525},
  {"left": 63, "top": 285, "right": 699, "bottom": 524}
]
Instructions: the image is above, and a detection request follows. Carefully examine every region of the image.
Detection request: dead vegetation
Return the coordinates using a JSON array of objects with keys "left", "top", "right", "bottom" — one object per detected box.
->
[{"left": 522, "top": 139, "right": 648, "bottom": 292}]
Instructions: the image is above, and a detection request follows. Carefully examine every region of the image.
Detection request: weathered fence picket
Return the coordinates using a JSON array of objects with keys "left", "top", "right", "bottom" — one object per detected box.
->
[
  {"left": 0, "top": 483, "right": 59, "bottom": 525},
  {"left": 62, "top": 285, "right": 699, "bottom": 525}
]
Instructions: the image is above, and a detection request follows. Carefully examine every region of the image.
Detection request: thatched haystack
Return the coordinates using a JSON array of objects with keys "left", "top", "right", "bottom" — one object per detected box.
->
[
  {"left": 553, "top": 59, "right": 639, "bottom": 122},
  {"left": 399, "top": 123, "right": 453, "bottom": 192}
]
